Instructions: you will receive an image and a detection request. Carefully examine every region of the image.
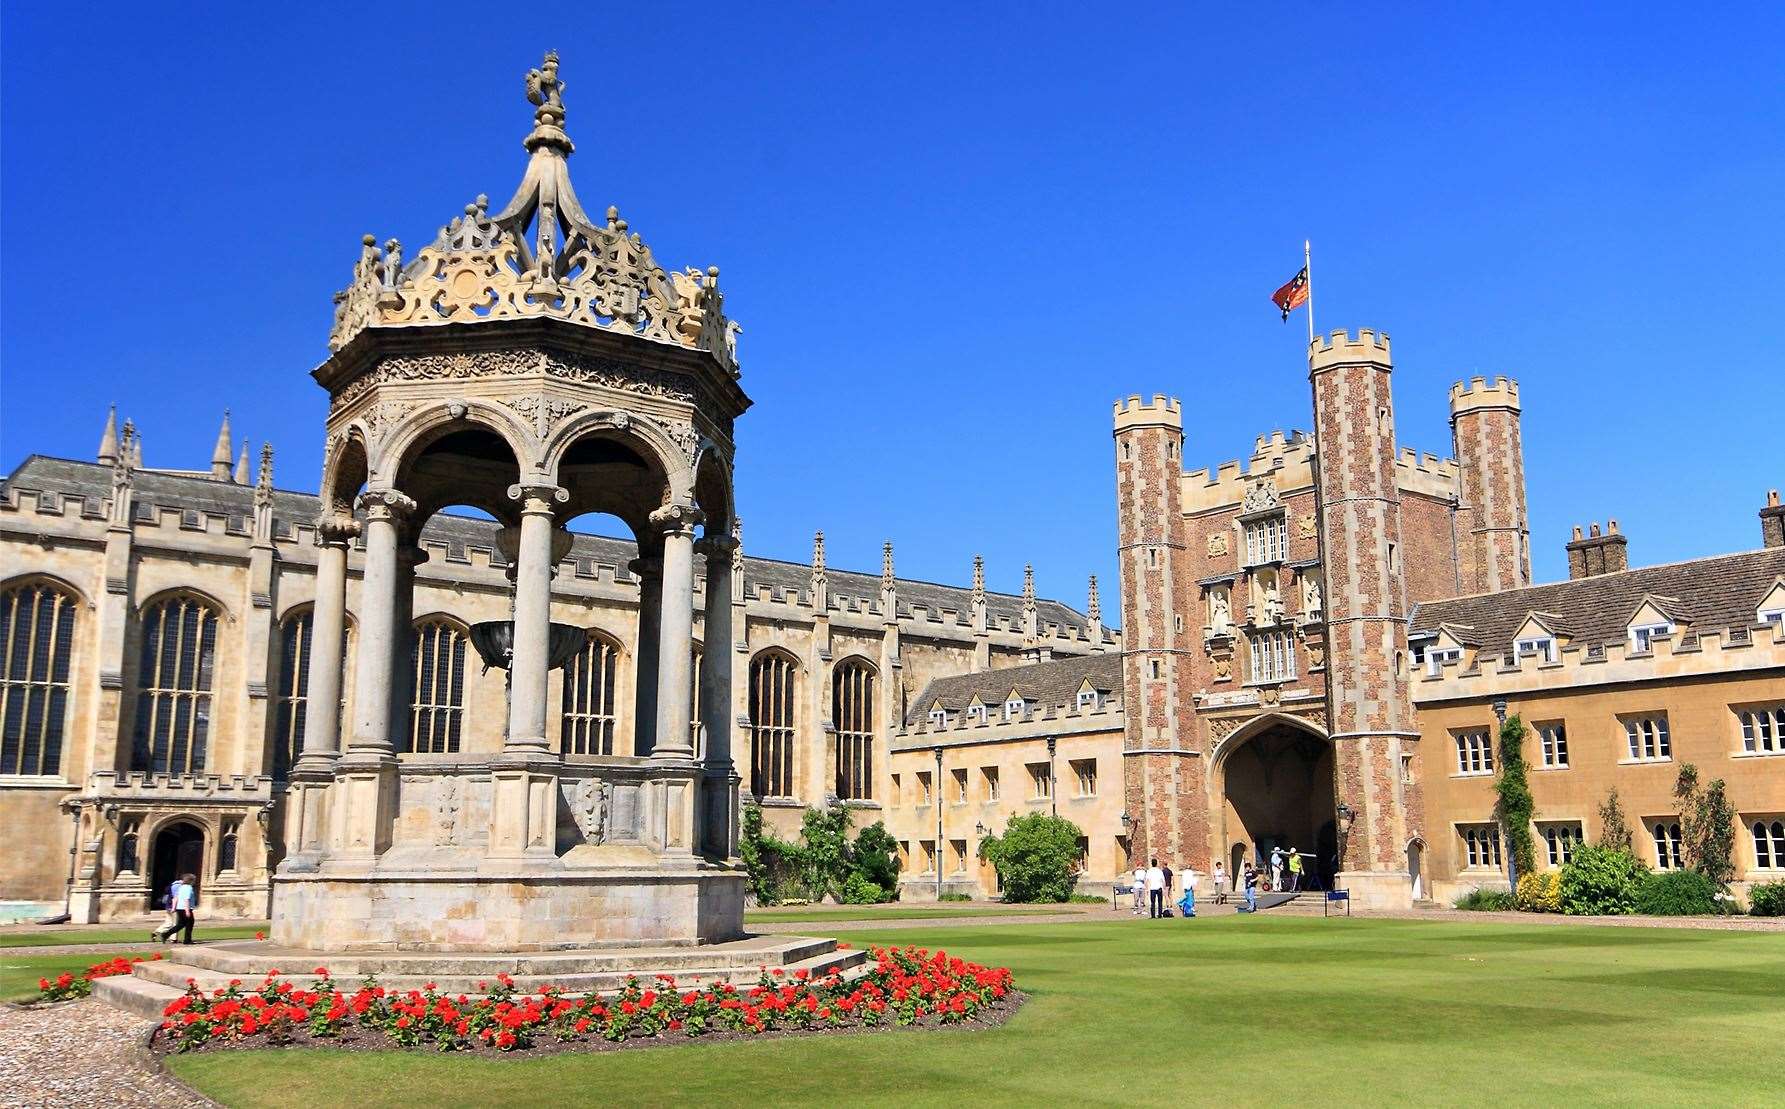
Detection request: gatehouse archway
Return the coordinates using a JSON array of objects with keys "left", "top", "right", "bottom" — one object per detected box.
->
[
  {"left": 149, "top": 821, "right": 205, "bottom": 911},
  {"left": 1215, "top": 715, "right": 1336, "bottom": 891}
]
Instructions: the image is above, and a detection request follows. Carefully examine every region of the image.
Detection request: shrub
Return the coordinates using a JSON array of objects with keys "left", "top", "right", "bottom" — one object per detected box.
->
[
  {"left": 850, "top": 822, "right": 902, "bottom": 895},
  {"left": 1596, "top": 789, "right": 1633, "bottom": 851},
  {"left": 1515, "top": 870, "right": 1562, "bottom": 913},
  {"left": 841, "top": 874, "right": 889, "bottom": 905},
  {"left": 1635, "top": 869, "right": 1718, "bottom": 916},
  {"left": 1748, "top": 880, "right": 1785, "bottom": 916},
  {"left": 38, "top": 953, "right": 163, "bottom": 1002},
  {"left": 1454, "top": 887, "right": 1516, "bottom": 911},
  {"left": 739, "top": 804, "right": 802, "bottom": 905},
  {"left": 1674, "top": 765, "right": 1738, "bottom": 890},
  {"left": 1559, "top": 843, "right": 1648, "bottom": 915},
  {"left": 938, "top": 891, "right": 973, "bottom": 902},
  {"left": 976, "top": 813, "right": 1083, "bottom": 903},
  {"left": 797, "top": 805, "right": 854, "bottom": 901},
  {"left": 1493, "top": 715, "right": 1538, "bottom": 880}
]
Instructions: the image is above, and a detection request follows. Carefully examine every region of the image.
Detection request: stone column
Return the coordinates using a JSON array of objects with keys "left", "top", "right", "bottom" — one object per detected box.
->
[
  {"left": 284, "top": 516, "right": 357, "bottom": 870},
  {"left": 652, "top": 503, "right": 703, "bottom": 761},
  {"left": 697, "top": 532, "right": 738, "bottom": 858},
  {"left": 504, "top": 483, "right": 567, "bottom": 752},
  {"left": 629, "top": 555, "right": 662, "bottom": 757},
  {"left": 334, "top": 489, "right": 414, "bottom": 859}
]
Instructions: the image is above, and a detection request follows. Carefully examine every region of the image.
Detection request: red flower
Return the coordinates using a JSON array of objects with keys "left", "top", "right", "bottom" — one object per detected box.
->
[
  {"left": 314, "top": 967, "right": 330, "bottom": 977},
  {"left": 254, "top": 931, "right": 266, "bottom": 940},
  {"left": 496, "top": 1031, "right": 516, "bottom": 1049}
]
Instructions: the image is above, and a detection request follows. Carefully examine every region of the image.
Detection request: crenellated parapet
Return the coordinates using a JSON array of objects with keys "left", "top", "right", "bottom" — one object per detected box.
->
[
  {"left": 1393, "top": 447, "right": 1462, "bottom": 500},
  {"left": 1183, "top": 430, "right": 1315, "bottom": 513},
  {"left": 1113, "top": 394, "right": 1182, "bottom": 433},
  {"left": 1449, "top": 375, "right": 1521, "bottom": 415},
  {"left": 1308, "top": 327, "right": 1391, "bottom": 371}
]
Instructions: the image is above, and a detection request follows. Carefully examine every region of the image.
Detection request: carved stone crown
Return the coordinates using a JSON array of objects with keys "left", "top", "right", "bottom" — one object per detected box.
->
[{"left": 328, "top": 52, "right": 740, "bottom": 376}]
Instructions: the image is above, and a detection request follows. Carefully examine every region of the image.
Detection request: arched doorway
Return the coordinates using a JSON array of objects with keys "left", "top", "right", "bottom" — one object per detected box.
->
[
  {"left": 1217, "top": 717, "right": 1336, "bottom": 891},
  {"left": 1408, "top": 838, "right": 1425, "bottom": 901},
  {"left": 149, "top": 821, "right": 205, "bottom": 910}
]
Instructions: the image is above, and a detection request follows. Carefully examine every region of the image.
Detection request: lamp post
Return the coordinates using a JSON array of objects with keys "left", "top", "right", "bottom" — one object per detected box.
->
[
  {"left": 934, "top": 745, "right": 944, "bottom": 902},
  {"left": 1046, "top": 736, "right": 1058, "bottom": 817},
  {"left": 1117, "top": 810, "right": 1133, "bottom": 909}
]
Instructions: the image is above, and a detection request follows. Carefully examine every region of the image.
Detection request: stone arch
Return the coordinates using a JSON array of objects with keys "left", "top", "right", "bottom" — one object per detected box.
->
[
  {"left": 0, "top": 570, "right": 89, "bottom": 609},
  {"left": 375, "top": 400, "right": 539, "bottom": 486},
  {"left": 692, "top": 442, "right": 735, "bottom": 540},
  {"left": 137, "top": 585, "right": 234, "bottom": 624},
  {"left": 1209, "top": 711, "right": 1327, "bottom": 772},
  {"left": 545, "top": 409, "right": 695, "bottom": 509},
  {"left": 319, "top": 428, "right": 371, "bottom": 519},
  {"left": 146, "top": 816, "right": 209, "bottom": 905},
  {"left": 1214, "top": 712, "right": 1336, "bottom": 892},
  {"left": 830, "top": 655, "right": 878, "bottom": 802}
]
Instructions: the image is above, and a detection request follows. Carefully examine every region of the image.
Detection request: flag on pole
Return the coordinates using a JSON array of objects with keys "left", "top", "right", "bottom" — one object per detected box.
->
[{"left": 1272, "top": 266, "right": 1310, "bottom": 321}]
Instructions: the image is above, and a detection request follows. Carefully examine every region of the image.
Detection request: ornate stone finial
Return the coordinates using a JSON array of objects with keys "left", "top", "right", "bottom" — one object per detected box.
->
[
  {"left": 812, "top": 531, "right": 826, "bottom": 574},
  {"left": 233, "top": 440, "right": 251, "bottom": 485},
  {"left": 97, "top": 405, "right": 119, "bottom": 465},
  {"left": 1023, "top": 564, "right": 1036, "bottom": 605},
  {"left": 210, "top": 411, "right": 233, "bottom": 481},
  {"left": 121, "top": 419, "right": 140, "bottom": 469},
  {"left": 972, "top": 554, "right": 985, "bottom": 596},
  {"left": 1087, "top": 574, "right": 1101, "bottom": 623},
  {"left": 882, "top": 541, "right": 895, "bottom": 590},
  {"left": 523, "top": 50, "right": 570, "bottom": 152},
  {"left": 257, "top": 443, "right": 274, "bottom": 491}
]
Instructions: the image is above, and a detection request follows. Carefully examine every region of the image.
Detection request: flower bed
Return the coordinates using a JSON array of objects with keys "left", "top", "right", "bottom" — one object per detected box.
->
[
  {"left": 36, "top": 953, "right": 166, "bottom": 1002},
  {"left": 149, "top": 944, "right": 1020, "bottom": 1055}
]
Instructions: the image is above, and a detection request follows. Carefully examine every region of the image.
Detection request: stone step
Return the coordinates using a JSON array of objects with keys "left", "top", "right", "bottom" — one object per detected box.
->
[
  {"left": 92, "top": 973, "right": 185, "bottom": 1021},
  {"left": 121, "top": 945, "right": 868, "bottom": 1005}
]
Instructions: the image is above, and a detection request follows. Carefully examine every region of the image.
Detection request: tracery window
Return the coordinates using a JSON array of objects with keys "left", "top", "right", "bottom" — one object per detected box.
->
[
  {"left": 1652, "top": 821, "right": 1683, "bottom": 870},
  {"left": 1460, "top": 824, "right": 1502, "bottom": 869},
  {"left": 1540, "top": 822, "right": 1581, "bottom": 867},
  {"left": 408, "top": 620, "right": 466, "bottom": 754},
  {"left": 1537, "top": 722, "right": 1569, "bottom": 768},
  {"left": 749, "top": 651, "right": 795, "bottom": 798},
  {"left": 1751, "top": 819, "right": 1785, "bottom": 869},
  {"left": 1244, "top": 515, "right": 1288, "bottom": 566},
  {"left": 1624, "top": 715, "right": 1671, "bottom": 761},
  {"left": 1, "top": 580, "right": 77, "bottom": 777},
  {"left": 1247, "top": 630, "right": 1296, "bottom": 683},
  {"left": 563, "top": 632, "right": 621, "bottom": 756},
  {"left": 271, "top": 611, "right": 350, "bottom": 780},
  {"left": 832, "top": 659, "right": 875, "bottom": 801},
  {"left": 131, "top": 595, "right": 219, "bottom": 774},
  {"left": 1454, "top": 729, "right": 1494, "bottom": 775},
  {"left": 1738, "top": 705, "right": 1785, "bottom": 754}
]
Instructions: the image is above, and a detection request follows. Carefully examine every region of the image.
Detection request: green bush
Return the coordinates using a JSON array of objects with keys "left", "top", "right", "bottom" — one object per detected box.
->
[
  {"left": 850, "top": 821, "right": 902, "bottom": 895},
  {"left": 1748, "top": 880, "right": 1785, "bottom": 916},
  {"left": 1635, "top": 869, "right": 1718, "bottom": 916},
  {"left": 976, "top": 813, "right": 1083, "bottom": 903},
  {"left": 1454, "top": 887, "right": 1516, "bottom": 911},
  {"left": 938, "top": 891, "right": 973, "bottom": 902},
  {"left": 1515, "top": 870, "right": 1561, "bottom": 913},
  {"left": 841, "top": 874, "right": 889, "bottom": 905},
  {"left": 739, "top": 804, "right": 802, "bottom": 905},
  {"left": 1559, "top": 844, "right": 1648, "bottom": 915}
]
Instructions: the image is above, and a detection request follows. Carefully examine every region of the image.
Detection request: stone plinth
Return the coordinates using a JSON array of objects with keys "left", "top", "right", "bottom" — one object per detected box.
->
[
  {"left": 1336, "top": 870, "right": 1416, "bottom": 911},
  {"left": 272, "top": 864, "right": 745, "bottom": 951}
]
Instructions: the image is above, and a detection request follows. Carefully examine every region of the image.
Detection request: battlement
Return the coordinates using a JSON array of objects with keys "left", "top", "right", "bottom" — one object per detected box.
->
[
  {"left": 1183, "top": 430, "right": 1315, "bottom": 512},
  {"left": 1394, "top": 447, "right": 1461, "bottom": 499},
  {"left": 1414, "top": 619, "right": 1785, "bottom": 703},
  {"left": 1113, "top": 394, "right": 1183, "bottom": 433},
  {"left": 1308, "top": 328, "right": 1391, "bottom": 371},
  {"left": 1449, "top": 375, "right": 1521, "bottom": 415}
]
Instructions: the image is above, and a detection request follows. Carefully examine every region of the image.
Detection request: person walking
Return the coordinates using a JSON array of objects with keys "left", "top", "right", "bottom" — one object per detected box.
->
[
  {"left": 1131, "top": 862, "right": 1147, "bottom": 916},
  {"left": 1289, "top": 848, "right": 1305, "bottom": 891},
  {"left": 1160, "top": 864, "right": 1174, "bottom": 916},
  {"left": 1146, "top": 857, "right": 1165, "bottom": 919},
  {"left": 151, "top": 877, "right": 181, "bottom": 943},
  {"left": 1178, "top": 866, "right": 1199, "bottom": 918},
  {"left": 1270, "top": 846, "right": 1285, "bottom": 892},
  {"left": 170, "top": 873, "right": 197, "bottom": 945},
  {"left": 1241, "top": 862, "right": 1259, "bottom": 913},
  {"left": 1212, "top": 861, "right": 1229, "bottom": 905}
]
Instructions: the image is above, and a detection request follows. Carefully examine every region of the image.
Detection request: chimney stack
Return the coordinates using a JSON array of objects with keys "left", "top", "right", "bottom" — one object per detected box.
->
[
  {"left": 1762, "top": 490, "right": 1785, "bottom": 549},
  {"left": 1566, "top": 520, "right": 1629, "bottom": 580}
]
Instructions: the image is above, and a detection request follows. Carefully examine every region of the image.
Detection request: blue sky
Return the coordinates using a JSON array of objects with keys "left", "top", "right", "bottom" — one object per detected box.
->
[{"left": 4, "top": 5, "right": 1781, "bottom": 614}]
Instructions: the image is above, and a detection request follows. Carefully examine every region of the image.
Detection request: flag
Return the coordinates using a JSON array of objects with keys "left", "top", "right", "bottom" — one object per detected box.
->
[{"left": 1272, "top": 266, "right": 1309, "bottom": 321}]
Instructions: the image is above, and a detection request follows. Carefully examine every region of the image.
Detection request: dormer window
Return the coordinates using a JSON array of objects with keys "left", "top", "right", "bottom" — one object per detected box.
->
[
  {"left": 1076, "top": 688, "right": 1100, "bottom": 711},
  {"left": 928, "top": 707, "right": 948, "bottom": 728},
  {"left": 1629, "top": 622, "right": 1672, "bottom": 653},
  {"left": 1514, "top": 636, "right": 1557, "bottom": 664},
  {"left": 1004, "top": 696, "right": 1025, "bottom": 722},
  {"left": 1426, "top": 646, "right": 1463, "bottom": 676},
  {"left": 967, "top": 703, "right": 988, "bottom": 724}
]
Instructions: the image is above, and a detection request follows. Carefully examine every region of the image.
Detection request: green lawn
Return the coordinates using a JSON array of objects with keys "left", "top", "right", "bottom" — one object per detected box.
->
[
  {"left": 0, "top": 924, "right": 264, "bottom": 949},
  {"left": 743, "top": 905, "right": 1071, "bottom": 924},
  {"left": 163, "top": 917, "right": 1785, "bottom": 1107},
  {"left": 0, "top": 949, "right": 161, "bottom": 1001}
]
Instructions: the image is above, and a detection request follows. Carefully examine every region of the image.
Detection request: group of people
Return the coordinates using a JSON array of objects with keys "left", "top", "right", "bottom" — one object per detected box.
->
[
  {"left": 151, "top": 873, "right": 198, "bottom": 945},
  {"left": 1127, "top": 845, "right": 1316, "bottom": 917}
]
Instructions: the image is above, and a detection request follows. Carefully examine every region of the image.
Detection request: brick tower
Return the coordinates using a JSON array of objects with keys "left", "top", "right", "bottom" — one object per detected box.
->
[
  {"left": 1306, "top": 331, "right": 1423, "bottom": 909},
  {"left": 1450, "top": 376, "right": 1531, "bottom": 594},
  {"left": 1113, "top": 396, "right": 1207, "bottom": 872}
]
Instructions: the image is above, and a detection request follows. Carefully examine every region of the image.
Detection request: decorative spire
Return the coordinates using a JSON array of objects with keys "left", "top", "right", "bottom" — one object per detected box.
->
[
  {"left": 1022, "top": 564, "right": 1038, "bottom": 646},
  {"left": 125, "top": 420, "right": 143, "bottom": 468},
  {"left": 210, "top": 411, "right": 233, "bottom": 481},
  {"left": 810, "top": 531, "right": 828, "bottom": 610},
  {"left": 257, "top": 443, "right": 275, "bottom": 496},
  {"left": 811, "top": 531, "right": 826, "bottom": 576},
  {"left": 881, "top": 541, "right": 895, "bottom": 590},
  {"left": 97, "top": 405, "right": 119, "bottom": 465},
  {"left": 1087, "top": 574, "right": 1101, "bottom": 623},
  {"left": 233, "top": 440, "right": 251, "bottom": 485}
]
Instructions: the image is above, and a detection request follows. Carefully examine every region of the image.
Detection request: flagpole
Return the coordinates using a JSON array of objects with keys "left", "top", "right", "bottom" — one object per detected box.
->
[{"left": 1304, "top": 239, "right": 1315, "bottom": 345}]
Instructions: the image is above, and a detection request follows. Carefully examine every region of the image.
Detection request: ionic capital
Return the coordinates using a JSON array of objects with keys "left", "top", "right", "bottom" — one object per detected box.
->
[
  {"left": 648, "top": 501, "right": 705, "bottom": 538},
  {"left": 356, "top": 488, "right": 417, "bottom": 524},
  {"left": 507, "top": 482, "right": 569, "bottom": 516}
]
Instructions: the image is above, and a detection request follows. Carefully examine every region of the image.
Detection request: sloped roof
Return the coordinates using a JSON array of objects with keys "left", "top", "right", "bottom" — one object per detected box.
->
[
  {"left": 908, "top": 653, "right": 1123, "bottom": 724},
  {"left": 1411, "top": 547, "right": 1785, "bottom": 656},
  {"left": 3, "top": 456, "right": 1090, "bottom": 631}
]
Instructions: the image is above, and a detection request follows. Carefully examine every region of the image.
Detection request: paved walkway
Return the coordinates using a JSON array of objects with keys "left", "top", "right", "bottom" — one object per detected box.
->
[{"left": 0, "top": 999, "right": 210, "bottom": 1108}]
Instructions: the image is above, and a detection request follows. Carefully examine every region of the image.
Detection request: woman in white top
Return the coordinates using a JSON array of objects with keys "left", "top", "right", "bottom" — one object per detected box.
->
[
  {"left": 1212, "top": 861, "right": 1229, "bottom": 905},
  {"left": 1131, "top": 864, "right": 1147, "bottom": 915}
]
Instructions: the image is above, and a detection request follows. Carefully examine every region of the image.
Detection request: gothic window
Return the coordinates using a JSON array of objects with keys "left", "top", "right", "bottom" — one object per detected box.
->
[
  {"left": 749, "top": 651, "right": 795, "bottom": 798},
  {"left": 219, "top": 818, "right": 240, "bottom": 872},
  {"left": 271, "top": 611, "right": 350, "bottom": 780},
  {"left": 1539, "top": 822, "right": 1582, "bottom": 867},
  {"left": 563, "top": 632, "right": 621, "bottom": 756},
  {"left": 1624, "top": 715, "right": 1671, "bottom": 761},
  {"left": 981, "top": 766, "right": 1000, "bottom": 801},
  {"left": 1, "top": 580, "right": 77, "bottom": 777},
  {"left": 1071, "top": 758, "right": 1097, "bottom": 797},
  {"left": 117, "top": 818, "right": 141, "bottom": 874},
  {"left": 131, "top": 594, "right": 219, "bottom": 774},
  {"left": 408, "top": 620, "right": 467, "bottom": 754},
  {"left": 1651, "top": 821, "right": 1683, "bottom": 870},
  {"left": 1460, "top": 824, "right": 1502, "bottom": 869},
  {"left": 1537, "top": 722, "right": 1569, "bottom": 768},
  {"left": 1244, "top": 515, "right": 1288, "bottom": 566},
  {"left": 1751, "top": 819, "right": 1785, "bottom": 869},
  {"left": 1247, "top": 630, "right": 1296, "bottom": 683},
  {"left": 1454, "top": 729, "right": 1494, "bottom": 775},
  {"left": 832, "top": 659, "right": 874, "bottom": 801},
  {"left": 1737, "top": 705, "right": 1785, "bottom": 754},
  {"left": 1027, "top": 761, "right": 1051, "bottom": 800}
]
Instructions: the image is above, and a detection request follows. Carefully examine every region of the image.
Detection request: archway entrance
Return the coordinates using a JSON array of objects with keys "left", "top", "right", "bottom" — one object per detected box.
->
[
  {"left": 1219, "top": 719, "right": 1336, "bottom": 891},
  {"left": 149, "top": 822, "right": 204, "bottom": 910},
  {"left": 1408, "top": 839, "right": 1425, "bottom": 901}
]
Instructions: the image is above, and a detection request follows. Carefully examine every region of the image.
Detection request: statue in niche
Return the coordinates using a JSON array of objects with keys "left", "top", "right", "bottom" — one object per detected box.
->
[
  {"left": 1301, "top": 574, "right": 1322, "bottom": 616},
  {"left": 435, "top": 778, "right": 462, "bottom": 847},
  {"left": 573, "top": 777, "right": 611, "bottom": 844},
  {"left": 1210, "top": 588, "right": 1231, "bottom": 631},
  {"left": 1261, "top": 575, "right": 1284, "bottom": 623}
]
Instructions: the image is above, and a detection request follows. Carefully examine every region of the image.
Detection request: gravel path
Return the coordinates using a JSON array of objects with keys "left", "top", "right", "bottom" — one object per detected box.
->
[{"left": 0, "top": 999, "right": 211, "bottom": 1108}]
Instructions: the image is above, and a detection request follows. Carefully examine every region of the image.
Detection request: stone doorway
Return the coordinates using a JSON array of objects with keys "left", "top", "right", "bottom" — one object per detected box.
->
[
  {"left": 1218, "top": 719, "right": 1336, "bottom": 891},
  {"left": 149, "top": 821, "right": 204, "bottom": 911}
]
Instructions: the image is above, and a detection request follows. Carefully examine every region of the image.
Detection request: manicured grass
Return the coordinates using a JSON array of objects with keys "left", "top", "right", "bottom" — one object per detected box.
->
[
  {"left": 0, "top": 949, "right": 160, "bottom": 1001},
  {"left": 743, "top": 905, "right": 1069, "bottom": 923},
  {"left": 163, "top": 917, "right": 1785, "bottom": 1106},
  {"left": 0, "top": 924, "right": 264, "bottom": 949}
]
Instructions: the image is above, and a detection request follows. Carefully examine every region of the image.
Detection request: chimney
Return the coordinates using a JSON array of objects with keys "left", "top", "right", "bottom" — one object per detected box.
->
[
  {"left": 1566, "top": 520, "right": 1629, "bottom": 580},
  {"left": 1762, "top": 490, "right": 1785, "bottom": 549}
]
